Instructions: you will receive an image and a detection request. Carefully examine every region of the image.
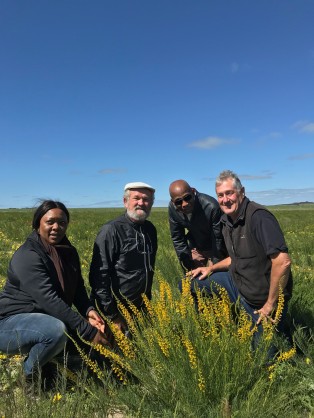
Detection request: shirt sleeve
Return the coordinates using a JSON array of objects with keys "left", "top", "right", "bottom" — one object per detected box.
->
[{"left": 251, "top": 210, "right": 289, "bottom": 256}]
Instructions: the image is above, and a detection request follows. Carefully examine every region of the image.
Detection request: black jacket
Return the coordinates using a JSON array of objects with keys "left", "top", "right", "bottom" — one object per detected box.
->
[
  {"left": 0, "top": 231, "right": 97, "bottom": 340},
  {"left": 168, "top": 191, "right": 226, "bottom": 270},
  {"left": 89, "top": 213, "right": 158, "bottom": 319}
]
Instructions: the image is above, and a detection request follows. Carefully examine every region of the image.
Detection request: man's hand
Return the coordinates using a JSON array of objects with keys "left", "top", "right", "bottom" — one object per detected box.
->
[
  {"left": 189, "top": 266, "right": 212, "bottom": 280},
  {"left": 254, "top": 301, "right": 276, "bottom": 325},
  {"left": 188, "top": 257, "right": 231, "bottom": 280}
]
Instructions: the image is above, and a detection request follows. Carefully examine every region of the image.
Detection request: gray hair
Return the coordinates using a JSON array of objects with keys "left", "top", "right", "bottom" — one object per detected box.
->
[{"left": 215, "top": 170, "right": 243, "bottom": 192}]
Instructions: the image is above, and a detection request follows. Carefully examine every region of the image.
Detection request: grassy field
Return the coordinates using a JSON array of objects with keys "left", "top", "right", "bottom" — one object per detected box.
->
[{"left": 0, "top": 206, "right": 313, "bottom": 417}]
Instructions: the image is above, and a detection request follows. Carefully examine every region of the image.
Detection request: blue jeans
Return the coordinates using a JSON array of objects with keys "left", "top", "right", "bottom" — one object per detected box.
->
[
  {"left": 182, "top": 272, "right": 288, "bottom": 353},
  {"left": 0, "top": 313, "right": 68, "bottom": 376}
]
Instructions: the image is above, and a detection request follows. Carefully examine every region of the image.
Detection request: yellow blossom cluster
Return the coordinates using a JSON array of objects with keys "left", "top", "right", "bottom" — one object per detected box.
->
[
  {"left": 237, "top": 309, "right": 256, "bottom": 342},
  {"left": 156, "top": 334, "right": 170, "bottom": 357},
  {"left": 196, "top": 294, "right": 219, "bottom": 339},
  {"left": 198, "top": 369, "right": 206, "bottom": 393},
  {"left": 67, "top": 335, "right": 105, "bottom": 380},
  {"left": 212, "top": 285, "right": 232, "bottom": 328},
  {"left": 52, "top": 392, "right": 62, "bottom": 402},
  {"left": 175, "top": 277, "right": 194, "bottom": 318},
  {"left": 142, "top": 294, "right": 155, "bottom": 319},
  {"left": 268, "top": 345, "right": 297, "bottom": 381},
  {"left": 116, "top": 302, "right": 137, "bottom": 335},
  {"left": 181, "top": 335, "right": 197, "bottom": 369},
  {"left": 74, "top": 274, "right": 287, "bottom": 392},
  {"left": 110, "top": 322, "right": 136, "bottom": 359}
]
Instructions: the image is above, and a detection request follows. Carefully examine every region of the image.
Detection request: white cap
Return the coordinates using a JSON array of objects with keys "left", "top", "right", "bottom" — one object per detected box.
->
[{"left": 124, "top": 182, "right": 155, "bottom": 192}]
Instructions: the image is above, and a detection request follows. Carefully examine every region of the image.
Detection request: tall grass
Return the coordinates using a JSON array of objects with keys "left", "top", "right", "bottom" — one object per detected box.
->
[{"left": 0, "top": 206, "right": 313, "bottom": 417}]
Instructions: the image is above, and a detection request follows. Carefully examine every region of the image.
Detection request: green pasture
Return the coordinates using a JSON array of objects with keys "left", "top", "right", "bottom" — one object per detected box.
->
[{"left": 0, "top": 206, "right": 313, "bottom": 417}]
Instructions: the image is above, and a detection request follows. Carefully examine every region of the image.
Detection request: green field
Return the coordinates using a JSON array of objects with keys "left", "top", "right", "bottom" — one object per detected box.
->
[{"left": 0, "top": 206, "right": 313, "bottom": 417}]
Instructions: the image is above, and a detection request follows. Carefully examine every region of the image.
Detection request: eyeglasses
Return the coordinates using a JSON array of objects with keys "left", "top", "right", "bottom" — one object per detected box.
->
[{"left": 173, "top": 194, "right": 193, "bottom": 206}]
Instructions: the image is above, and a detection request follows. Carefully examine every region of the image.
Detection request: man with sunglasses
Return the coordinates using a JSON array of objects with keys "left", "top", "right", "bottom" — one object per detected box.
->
[{"left": 168, "top": 179, "right": 226, "bottom": 272}]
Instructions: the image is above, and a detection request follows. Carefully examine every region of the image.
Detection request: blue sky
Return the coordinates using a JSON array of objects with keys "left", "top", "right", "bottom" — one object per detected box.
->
[{"left": 1, "top": 0, "right": 314, "bottom": 209}]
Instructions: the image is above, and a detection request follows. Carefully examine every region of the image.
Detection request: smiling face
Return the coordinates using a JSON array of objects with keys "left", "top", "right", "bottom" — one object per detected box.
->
[
  {"left": 216, "top": 178, "right": 245, "bottom": 222},
  {"left": 124, "top": 188, "right": 154, "bottom": 222},
  {"left": 38, "top": 208, "right": 69, "bottom": 245}
]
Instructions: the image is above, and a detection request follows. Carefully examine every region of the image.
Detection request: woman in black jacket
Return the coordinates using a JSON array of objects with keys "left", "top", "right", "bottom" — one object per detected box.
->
[{"left": 0, "top": 200, "right": 111, "bottom": 380}]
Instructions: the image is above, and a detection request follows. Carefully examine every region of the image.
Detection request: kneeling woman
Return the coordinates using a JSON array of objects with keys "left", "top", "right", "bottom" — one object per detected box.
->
[{"left": 0, "top": 200, "right": 110, "bottom": 379}]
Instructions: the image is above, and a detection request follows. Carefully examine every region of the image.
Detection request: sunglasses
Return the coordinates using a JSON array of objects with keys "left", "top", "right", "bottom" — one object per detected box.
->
[{"left": 173, "top": 194, "right": 193, "bottom": 206}]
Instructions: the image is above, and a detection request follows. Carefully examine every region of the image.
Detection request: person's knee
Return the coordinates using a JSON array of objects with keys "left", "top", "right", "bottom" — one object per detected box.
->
[
  {"left": 54, "top": 321, "right": 68, "bottom": 346},
  {"left": 43, "top": 318, "right": 67, "bottom": 351},
  {"left": 191, "top": 277, "right": 211, "bottom": 295}
]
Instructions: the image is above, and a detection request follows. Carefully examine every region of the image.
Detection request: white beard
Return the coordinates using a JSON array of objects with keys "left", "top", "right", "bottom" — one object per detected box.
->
[{"left": 127, "top": 207, "right": 150, "bottom": 222}]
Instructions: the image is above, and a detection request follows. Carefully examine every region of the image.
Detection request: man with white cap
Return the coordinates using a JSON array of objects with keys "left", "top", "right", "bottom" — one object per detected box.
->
[{"left": 89, "top": 182, "right": 157, "bottom": 332}]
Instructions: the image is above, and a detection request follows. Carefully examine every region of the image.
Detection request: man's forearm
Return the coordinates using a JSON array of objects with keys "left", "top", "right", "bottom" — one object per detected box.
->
[{"left": 267, "top": 253, "right": 291, "bottom": 308}]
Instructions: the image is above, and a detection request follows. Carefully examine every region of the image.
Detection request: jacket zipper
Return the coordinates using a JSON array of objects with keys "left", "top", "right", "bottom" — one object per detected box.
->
[{"left": 139, "top": 226, "right": 148, "bottom": 296}]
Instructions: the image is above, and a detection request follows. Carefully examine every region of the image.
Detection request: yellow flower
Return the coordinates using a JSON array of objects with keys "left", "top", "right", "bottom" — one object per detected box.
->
[
  {"left": 116, "top": 303, "right": 137, "bottom": 335},
  {"left": 276, "top": 345, "right": 296, "bottom": 363},
  {"left": 52, "top": 392, "right": 62, "bottom": 402},
  {"left": 181, "top": 278, "right": 194, "bottom": 307},
  {"left": 274, "top": 285, "right": 285, "bottom": 324},
  {"left": 181, "top": 336, "right": 197, "bottom": 369},
  {"left": 305, "top": 357, "right": 311, "bottom": 365},
  {"left": 111, "top": 363, "right": 127, "bottom": 384},
  {"left": 237, "top": 309, "right": 256, "bottom": 342},
  {"left": 268, "top": 345, "right": 297, "bottom": 380},
  {"left": 66, "top": 334, "right": 105, "bottom": 380},
  {"left": 157, "top": 334, "right": 170, "bottom": 357},
  {"left": 110, "top": 322, "right": 136, "bottom": 359},
  {"left": 142, "top": 293, "right": 155, "bottom": 319},
  {"left": 198, "top": 369, "right": 206, "bottom": 393}
]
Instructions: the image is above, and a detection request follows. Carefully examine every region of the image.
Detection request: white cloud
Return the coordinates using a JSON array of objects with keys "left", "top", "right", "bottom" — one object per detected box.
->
[
  {"left": 301, "top": 123, "right": 314, "bottom": 133},
  {"left": 188, "top": 136, "right": 235, "bottom": 149},
  {"left": 292, "top": 120, "right": 314, "bottom": 134}
]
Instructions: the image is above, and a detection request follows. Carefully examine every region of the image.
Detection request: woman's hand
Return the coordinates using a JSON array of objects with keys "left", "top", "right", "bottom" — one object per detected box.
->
[{"left": 87, "top": 309, "right": 105, "bottom": 333}]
